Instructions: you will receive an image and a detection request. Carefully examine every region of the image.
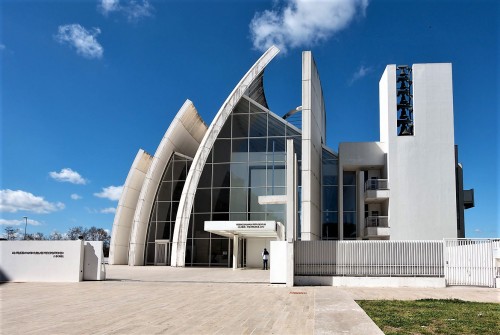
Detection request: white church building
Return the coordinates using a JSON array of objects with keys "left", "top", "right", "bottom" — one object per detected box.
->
[{"left": 109, "top": 46, "right": 474, "bottom": 269}]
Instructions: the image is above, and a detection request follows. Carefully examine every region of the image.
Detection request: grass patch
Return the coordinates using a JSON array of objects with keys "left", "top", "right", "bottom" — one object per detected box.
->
[{"left": 357, "top": 299, "right": 500, "bottom": 335}]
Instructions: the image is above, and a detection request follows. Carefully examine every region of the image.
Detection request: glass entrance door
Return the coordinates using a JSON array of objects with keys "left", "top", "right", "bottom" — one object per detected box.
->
[{"left": 155, "top": 240, "right": 170, "bottom": 266}]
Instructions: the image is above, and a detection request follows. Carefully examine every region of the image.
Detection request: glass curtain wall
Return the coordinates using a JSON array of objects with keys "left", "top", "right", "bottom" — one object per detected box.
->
[
  {"left": 322, "top": 149, "right": 339, "bottom": 239},
  {"left": 186, "top": 96, "right": 302, "bottom": 266},
  {"left": 145, "top": 153, "right": 192, "bottom": 264},
  {"left": 343, "top": 171, "right": 357, "bottom": 239}
]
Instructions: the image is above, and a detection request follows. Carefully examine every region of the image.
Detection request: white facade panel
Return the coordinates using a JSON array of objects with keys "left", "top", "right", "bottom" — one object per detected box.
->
[{"left": 382, "top": 63, "right": 458, "bottom": 240}]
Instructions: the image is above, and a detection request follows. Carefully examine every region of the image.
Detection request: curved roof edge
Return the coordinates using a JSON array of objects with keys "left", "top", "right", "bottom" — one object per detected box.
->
[
  {"left": 171, "top": 45, "right": 280, "bottom": 267},
  {"left": 127, "top": 99, "right": 207, "bottom": 266},
  {"left": 109, "top": 148, "right": 153, "bottom": 265}
]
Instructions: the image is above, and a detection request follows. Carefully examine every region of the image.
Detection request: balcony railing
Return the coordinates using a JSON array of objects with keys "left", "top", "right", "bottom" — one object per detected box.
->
[
  {"left": 365, "top": 216, "right": 389, "bottom": 228},
  {"left": 365, "top": 179, "right": 389, "bottom": 191}
]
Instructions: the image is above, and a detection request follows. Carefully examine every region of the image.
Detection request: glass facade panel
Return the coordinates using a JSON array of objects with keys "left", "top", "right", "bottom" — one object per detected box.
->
[
  {"left": 343, "top": 171, "right": 356, "bottom": 185},
  {"left": 321, "top": 148, "right": 339, "bottom": 240},
  {"left": 231, "top": 163, "right": 248, "bottom": 187},
  {"left": 343, "top": 186, "right": 356, "bottom": 211},
  {"left": 230, "top": 188, "right": 247, "bottom": 212},
  {"left": 232, "top": 114, "right": 249, "bottom": 138},
  {"left": 323, "top": 186, "right": 338, "bottom": 212},
  {"left": 213, "top": 139, "right": 231, "bottom": 163},
  {"left": 343, "top": 213, "right": 357, "bottom": 239},
  {"left": 212, "top": 188, "right": 230, "bottom": 212},
  {"left": 193, "top": 214, "right": 210, "bottom": 238},
  {"left": 145, "top": 153, "right": 192, "bottom": 264},
  {"left": 249, "top": 113, "right": 267, "bottom": 137},
  {"left": 212, "top": 163, "right": 231, "bottom": 188},
  {"left": 186, "top": 97, "right": 303, "bottom": 266}
]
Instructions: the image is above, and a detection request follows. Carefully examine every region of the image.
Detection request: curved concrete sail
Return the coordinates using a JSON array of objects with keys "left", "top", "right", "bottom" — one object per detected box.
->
[
  {"left": 128, "top": 100, "right": 207, "bottom": 266},
  {"left": 171, "top": 45, "right": 280, "bottom": 267},
  {"left": 109, "top": 149, "right": 153, "bottom": 265}
]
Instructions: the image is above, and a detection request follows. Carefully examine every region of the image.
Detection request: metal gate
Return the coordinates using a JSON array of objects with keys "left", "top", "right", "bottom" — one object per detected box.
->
[
  {"left": 155, "top": 240, "right": 170, "bottom": 266},
  {"left": 444, "top": 239, "right": 498, "bottom": 288}
]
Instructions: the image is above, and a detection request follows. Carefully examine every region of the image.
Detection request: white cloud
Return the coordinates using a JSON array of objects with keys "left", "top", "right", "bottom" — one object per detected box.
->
[
  {"left": 0, "top": 218, "right": 42, "bottom": 226},
  {"left": 99, "top": 0, "right": 153, "bottom": 21},
  {"left": 101, "top": 0, "right": 120, "bottom": 14},
  {"left": 50, "top": 168, "right": 87, "bottom": 185},
  {"left": 94, "top": 185, "right": 123, "bottom": 201},
  {"left": 100, "top": 207, "right": 116, "bottom": 214},
  {"left": 349, "top": 65, "right": 372, "bottom": 85},
  {"left": 250, "top": 0, "right": 369, "bottom": 53},
  {"left": 55, "top": 24, "right": 103, "bottom": 59},
  {"left": 70, "top": 193, "right": 82, "bottom": 200},
  {"left": 0, "top": 189, "right": 65, "bottom": 214}
]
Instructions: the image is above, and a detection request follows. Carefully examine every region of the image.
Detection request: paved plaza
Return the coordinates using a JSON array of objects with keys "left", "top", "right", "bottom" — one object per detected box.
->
[{"left": 1, "top": 265, "right": 498, "bottom": 334}]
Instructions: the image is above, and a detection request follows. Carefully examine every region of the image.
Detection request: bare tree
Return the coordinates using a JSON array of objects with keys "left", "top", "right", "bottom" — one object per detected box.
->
[
  {"left": 66, "top": 226, "right": 88, "bottom": 240},
  {"left": 4, "top": 226, "right": 19, "bottom": 240},
  {"left": 49, "top": 231, "right": 64, "bottom": 240}
]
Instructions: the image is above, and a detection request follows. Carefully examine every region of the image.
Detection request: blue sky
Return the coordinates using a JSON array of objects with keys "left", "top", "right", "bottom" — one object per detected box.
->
[{"left": 1, "top": 0, "right": 498, "bottom": 238}]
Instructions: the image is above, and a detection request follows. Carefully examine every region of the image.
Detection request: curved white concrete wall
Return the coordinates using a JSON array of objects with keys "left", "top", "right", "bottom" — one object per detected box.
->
[
  {"left": 109, "top": 149, "right": 153, "bottom": 265},
  {"left": 301, "top": 51, "right": 326, "bottom": 240},
  {"left": 171, "top": 45, "right": 280, "bottom": 266},
  {"left": 128, "top": 100, "right": 207, "bottom": 266}
]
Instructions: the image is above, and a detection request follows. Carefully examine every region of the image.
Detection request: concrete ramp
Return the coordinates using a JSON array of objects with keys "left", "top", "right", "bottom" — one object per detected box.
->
[{"left": 314, "top": 287, "right": 384, "bottom": 334}]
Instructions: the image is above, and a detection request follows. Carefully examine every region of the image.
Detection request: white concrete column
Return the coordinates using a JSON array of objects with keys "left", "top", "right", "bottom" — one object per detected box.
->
[
  {"left": 233, "top": 235, "right": 239, "bottom": 270},
  {"left": 286, "top": 139, "right": 297, "bottom": 287}
]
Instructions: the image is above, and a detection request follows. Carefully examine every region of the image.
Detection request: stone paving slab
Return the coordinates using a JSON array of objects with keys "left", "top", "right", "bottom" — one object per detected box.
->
[{"left": 2, "top": 265, "right": 498, "bottom": 334}]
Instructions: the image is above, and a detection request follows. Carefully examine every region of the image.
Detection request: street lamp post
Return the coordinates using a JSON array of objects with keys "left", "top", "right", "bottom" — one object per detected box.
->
[{"left": 23, "top": 216, "right": 28, "bottom": 240}]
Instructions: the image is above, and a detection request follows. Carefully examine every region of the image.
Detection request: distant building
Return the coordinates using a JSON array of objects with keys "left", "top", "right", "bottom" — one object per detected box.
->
[{"left": 109, "top": 46, "right": 474, "bottom": 267}]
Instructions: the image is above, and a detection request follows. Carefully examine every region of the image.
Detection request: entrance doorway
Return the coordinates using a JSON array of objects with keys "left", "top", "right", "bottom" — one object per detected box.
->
[{"left": 155, "top": 240, "right": 171, "bottom": 266}]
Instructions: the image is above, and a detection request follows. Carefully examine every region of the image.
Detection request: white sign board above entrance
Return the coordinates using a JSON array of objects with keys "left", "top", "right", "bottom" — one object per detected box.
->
[{"left": 205, "top": 221, "right": 278, "bottom": 238}]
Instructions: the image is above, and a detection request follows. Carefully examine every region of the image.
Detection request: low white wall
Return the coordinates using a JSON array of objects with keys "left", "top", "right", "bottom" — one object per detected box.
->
[
  {"left": 270, "top": 241, "right": 286, "bottom": 283},
  {"left": 0, "top": 240, "right": 84, "bottom": 282},
  {"left": 295, "top": 276, "right": 446, "bottom": 288},
  {"left": 83, "top": 241, "right": 106, "bottom": 281}
]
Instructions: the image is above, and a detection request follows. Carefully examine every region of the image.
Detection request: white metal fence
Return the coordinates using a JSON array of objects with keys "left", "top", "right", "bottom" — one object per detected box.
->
[
  {"left": 295, "top": 240, "right": 444, "bottom": 277},
  {"left": 444, "top": 239, "right": 499, "bottom": 288},
  {"left": 295, "top": 239, "right": 500, "bottom": 287}
]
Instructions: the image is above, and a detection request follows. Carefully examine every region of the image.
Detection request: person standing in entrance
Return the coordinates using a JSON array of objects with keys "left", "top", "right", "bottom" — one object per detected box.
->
[{"left": 262, "top": 248, "right": 269, "bottom": 270}]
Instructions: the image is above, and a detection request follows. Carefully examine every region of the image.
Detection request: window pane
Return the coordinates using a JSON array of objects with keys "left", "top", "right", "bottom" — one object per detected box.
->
[
  {"left": 267, "top": 167, "right": 285, "bottom": 188},
  {"left": 249, "top": 113, "right": 267, "bottom": 137},
  {"left": 194, "top": 189, "right": 211, "bottom": 213},
  {"left": 212, "top": 163, "right": 230, "bottom": 188},
  {"left": 198, "top": 164, "right": 212, "bottom": 188},
  {"left": 323, "top": 160, "right": 338, "bottom": 185},
  {"left": 267, "top": 211, "right": 285, "bottom": 223},
  {"left": 343, "top": 186, "right": 356, "bottom": 211},
  {"left": 343, "top": 171, "right": 356, "bottom": 185},
  {"left": 193, "top": 214, "right": 210, "bottom": 238},
  {"left": 323, "top": 186, "right": 338, "bottom": 212},
  {"left": 218, "top": 117, "right": 231, "bottom": 138},
  {"left": 249, "top": 187, "right": 266, "bottom": 212},
  {"left": 156, "top": 221, "right": 171, "bottom": 240},
  {"left": 231, "top": 163, "right": 248, "bottom": 188},
  {"left": 232, "top": 114, "right": 249, "bottom": 138},
  {"left": 230, "top": 188, "right": 247, "bottom": 212},
  {"left": 268, "top": 116, "right": 286, "bottom": 137},
  {"left": 249, "top": 138, "right": 267, "bottom": 153},
  {"left": 213, "top": 139, "right": 231, "bottom": 163},
  {"left": 232, "top": 138, "right": 248, "bottom": 156},
  {"left": 146, "top": 242, "right": 155, "bottom": 264},
  {"left": 250, "top": 167, "right": 266, "bottom": 187},
  {"left": 212, "top": 188, "right": 230, "bottom": 212},
  {"left": 156, "top": 201, "right": 172, "bottom": 222},
  {"left": 343, "top": 212, "right": 357, "bottom": 239},
  {"left": 192, "top": 239, "right": 210, "bottom": 264},
  {"left": 210, "top": 238, "right": 229, "bottom": 266},
  {"left": 157, "top": 182, "right": 172, "bottom": 201},
  {"left": 173, "top": 160, "right": 187, "bottom": 180}
]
